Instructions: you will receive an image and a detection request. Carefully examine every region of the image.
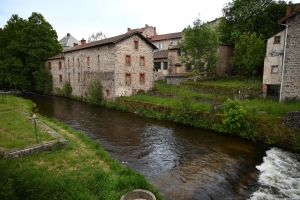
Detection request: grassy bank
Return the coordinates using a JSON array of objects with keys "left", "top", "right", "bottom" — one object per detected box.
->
[{"left": 0, "top": 95, "right": 163, "bottom": 200}]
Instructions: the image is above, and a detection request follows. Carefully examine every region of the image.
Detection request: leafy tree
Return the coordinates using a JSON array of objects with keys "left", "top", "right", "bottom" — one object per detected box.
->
[
  {"left": 218, "top": 0, "right": 287, "bottom": 44},
  {"left": 32, "top": 68, "right": 52, "bottom": 93},
  {"left": 62, "top": 81, "right": 72, "bottom": 97},
  {"left": 178, "top": 18, "right": 219, "bottom": 81},
  {"left": 0, "top": 12, "right": 62, "bottom": 91},
  {"left": 230, "top": 32, "right": 265, "bottom": 77},
  {"left": 88, "top": 31, "right": 106, "bottom": 43}
]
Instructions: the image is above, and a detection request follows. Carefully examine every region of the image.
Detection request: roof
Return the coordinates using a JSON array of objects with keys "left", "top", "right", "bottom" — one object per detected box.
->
[
  {"left": 154, "top": 50, "right": 168, "bottom": 59},
  {"left": 64, "top": 31, "right": 157, "bottom": 53},
  {"left": 151, "top": 32, "right": 183, "bottom": 42},
  {"left": 279, "top": 6, "right": 300, "bottom": 23},
  {"left": 47, "top": 53, "right": 64, "bottom": 60},
  {"left": 59, "top": 33, "right": 80, "bottom": 47}
]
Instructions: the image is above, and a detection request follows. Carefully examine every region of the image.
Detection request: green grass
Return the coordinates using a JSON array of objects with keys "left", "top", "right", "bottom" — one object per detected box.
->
[
  {"left": 0, "top": 96, "right": 55, "bottom": 150},
  {"left": 241, "top": 98, "right": 300, "bottom": 117},
  {"left": 122, "top": 94, "right": 212, "bottom": 112},
  {"left": 0, "top": 95, "right": 163, "bottom": 200}
]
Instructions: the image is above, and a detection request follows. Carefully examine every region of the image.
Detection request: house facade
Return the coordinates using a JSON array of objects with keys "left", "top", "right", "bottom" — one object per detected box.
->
[
  {"left": 263, "top": 4, "right": 300, "bottom": 100},
  {"left": 47, "top": 31, "right": 157, "bottom": 99}
]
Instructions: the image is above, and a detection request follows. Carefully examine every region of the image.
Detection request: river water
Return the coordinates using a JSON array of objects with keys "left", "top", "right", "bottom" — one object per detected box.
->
[{"left": 19, "top": 93, "right": 300, "bottom": 200}]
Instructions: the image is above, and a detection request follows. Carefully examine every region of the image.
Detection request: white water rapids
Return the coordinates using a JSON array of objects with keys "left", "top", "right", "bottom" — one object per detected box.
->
[{"left": 250, "top": 148, "right": 300, "bottom": 200}]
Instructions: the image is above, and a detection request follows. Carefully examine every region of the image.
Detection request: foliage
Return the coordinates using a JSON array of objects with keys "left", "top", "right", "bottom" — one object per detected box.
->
[
  {"left": 62, "top": 81, "right": 72, "bottom": 97},
  {"left": 88, "top": 31, "right": 106, "bottom": 43},
  {"left": 32, "top": 68, "right": 52, "bottom": 93},
  {"left": 87, "top": 78, "right": 103, "bottom": 105},
  {"left": 230, "top": 32, "right": 265, "bottom": 77},
  {"left": 218, "top": 0, "right": 287, "bottom": 44},
  {"left": 178, "top": 18, "right": 219, "bottom": 80},
  {"left": 219, "top": 99, "right": 258, "bottom": 141},
  {"left": 171, "top": 88, "right": 198, "bottom": 125},
  {"left": 0, "top": 13, "right": 62, "bottom": 91}
]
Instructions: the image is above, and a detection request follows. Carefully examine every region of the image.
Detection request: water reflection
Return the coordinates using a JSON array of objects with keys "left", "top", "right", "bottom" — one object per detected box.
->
[{"left": 19, "top": 93, "right": 269, "bottom": 200}]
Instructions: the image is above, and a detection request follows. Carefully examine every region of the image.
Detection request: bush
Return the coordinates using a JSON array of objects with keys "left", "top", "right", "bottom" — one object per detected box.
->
[
  {"left": 221, "top": 99, "right": 258, "bottom": 141},
  {"left": 171, "top": 88, "right": 197, "bottom": 125},
  {"left": 62, "top": 81, "right": 72, "bottom": 97},
  {"left": 87, "top": 78, "right": 103, "bottom": 105}
]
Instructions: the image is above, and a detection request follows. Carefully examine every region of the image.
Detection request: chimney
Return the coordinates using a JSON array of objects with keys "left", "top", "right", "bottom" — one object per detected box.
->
[
  {"left": 286, "top": 3, "right": 292, "bottom": 16},
  {"left": 154, "top": 27, "right": 157, "bottom": 36},
  {"left": 127, "top": 28, "right": 131, "bottom": 32},
  {"left": 67, "top": 33, "right": 70, "bottom": 37},
  {"left": 74, "top": 43, "right": 78, "bottom": 47},
  {"left": 145, "top": 24, "right": 149, "bottom": 27},
  {"left": 81, "top": 38, "right": 86, "bottom": 46}
]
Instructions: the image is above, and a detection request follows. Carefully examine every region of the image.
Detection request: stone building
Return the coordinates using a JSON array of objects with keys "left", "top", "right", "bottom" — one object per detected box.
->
[
  {"left": 47, "top": 31, "right": 157, "bottom": 99},
  {"left": 263, "top": 4, "right": 300, "bottom": 100},
  {"left": 59, "top": 33, "right": 80, "bottom": 50}
]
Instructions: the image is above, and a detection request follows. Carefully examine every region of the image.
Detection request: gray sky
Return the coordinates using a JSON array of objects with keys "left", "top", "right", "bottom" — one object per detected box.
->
[{"left": 0, "top": 0, "right": 298, "bottom": 41}]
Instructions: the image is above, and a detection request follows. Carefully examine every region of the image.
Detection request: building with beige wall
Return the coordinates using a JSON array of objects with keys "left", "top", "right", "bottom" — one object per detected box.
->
[{"left": 47, "top": 31, "right": 157, "bottom": 99}]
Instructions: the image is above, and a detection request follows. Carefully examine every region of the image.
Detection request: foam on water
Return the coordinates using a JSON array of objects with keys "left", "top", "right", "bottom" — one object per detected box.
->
[{"left": 250, "top": 148, "right": 300, "bottom": 200}]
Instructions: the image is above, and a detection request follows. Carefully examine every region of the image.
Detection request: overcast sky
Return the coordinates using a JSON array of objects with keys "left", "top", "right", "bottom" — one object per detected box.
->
[{"left": 0, "top": 0, "right": 298, "bottom": 41}]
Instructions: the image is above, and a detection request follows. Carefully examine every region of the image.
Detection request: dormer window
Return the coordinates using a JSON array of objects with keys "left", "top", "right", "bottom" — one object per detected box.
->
[{"left": 134, "top": 40, "right": 139, "bottom": 50}]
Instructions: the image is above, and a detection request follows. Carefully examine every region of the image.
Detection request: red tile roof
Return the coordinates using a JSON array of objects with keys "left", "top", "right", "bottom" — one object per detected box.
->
[
  {"left": 279, "top": 7, "right": 300, "bottom": 23},
  {"left": 63, "top": 31, "right": 157, "bottom": 53},
  {"left": 47, "top": 53, "right": 64, "bottom": 60},
  {"left": 151, "top": 32, "right": 183, "bottom": 42}
]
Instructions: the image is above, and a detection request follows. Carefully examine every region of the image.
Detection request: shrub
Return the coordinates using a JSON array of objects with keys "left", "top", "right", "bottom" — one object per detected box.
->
[
  {"left": 87, "top": 78, "right": 103, "bottom": 105},
  {"left": 62, "top": 81, "right": 72, "bottom": 97},
  {"left": 171, "top": 88, "right": 197, "bottom": 125}
]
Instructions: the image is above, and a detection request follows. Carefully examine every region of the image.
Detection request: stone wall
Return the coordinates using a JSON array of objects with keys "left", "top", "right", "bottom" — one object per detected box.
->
[
  {"left": 285, "top": 111, "right": 300, "bottom": 129},
  {"left": 216, "top": 44, "right": 234, "bottom": 77},
  {"left": 281, "top": 14, "right": 300, "bottom": 100},
  {"left": 166, "top": 75, "right": 193, "bottom": 85}
]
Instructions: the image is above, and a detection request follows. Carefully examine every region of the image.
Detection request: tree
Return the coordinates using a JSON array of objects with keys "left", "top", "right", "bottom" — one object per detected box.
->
[
  {"left": 88, "top": 31, "right": 106, "bottom": 43},
  {"left": 178, "top": 18, "right": 219, "bottom": 81},
  {"left": 0, "top": 12, "right": 62, "bottom": 91},
  {"left": 87, "top": 78, "right": 103, "bottom": 105},
  {"left": 230, "top": 32, "right": 265, "bottom": 77},
  {"left": 218, "top": 0, "right": 287, "bottom": 44}
]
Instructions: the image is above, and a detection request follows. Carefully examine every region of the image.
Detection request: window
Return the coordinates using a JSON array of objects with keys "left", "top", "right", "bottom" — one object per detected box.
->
[
  {"left": 134, "top": 41, "right": 139, "bottom": 50},
  {"left": 87, "top": 57, "right": 90, "bottom": 66},
  {"left": 125, "top": 74, "right": 131, "bottom": 86},
  {"left": 68, "top": 73, "right": 70, "bottom": 82},
  {"left": 48, "top": 62, "right": 51, "bottom": 70},
  {"left": 274, "top": 36, "right": 280, "bottom": 44},
  {"left": 140, "top": 56, "right": 145, "bottom": 66},
  {"left": 59, "top": 62, "right": 62, "bottom": 70},
  {"left": 154, "top": 62, "right": 161, "bottom": 71},
  {"left": 177, "top": 50, "right": 181, "bottom": 56},
  {"left": 68, "top": 59, "right": 70, "bottom": 68},
  {"left": 78, "top": 73, "right": 80, "bottom": 82},
  {"left": 87, "top": 72, "right": 90, "bottom": 79},
  {"left": 73, "top": 55, "right": 74, "bottom": 61},
  {"left": 157, "top": 43, "right": 162, "bottom": 49},
  {"left": 59, "top": 75, "right": 62, "bottom": 83},
  {"left": 186, "top": 65, "right": 192, "bottom": 72},
  {"left": 271, "top": 65, "right": 279, "bottom": 73},
  {"left": 77, "top": 58, "right": 80, "bottom": 67},
  {"left": 106, "top": 90, "right": 110, "bottom": 97},
  {"left": 125, "top": 55, "right": 131, "bottom": 66},
  {"left": 140, "top": 74, "right": 145, "bottom": 85},
  {"left": 98, "top": 55, "right": 100, "bottom": 62},
  {"left": 163, "top": 62, "right": 168, "bottom": 70}
]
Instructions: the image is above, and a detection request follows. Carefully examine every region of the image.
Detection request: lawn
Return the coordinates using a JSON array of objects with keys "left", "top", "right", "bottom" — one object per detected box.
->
[{"left": 0, "top": 95, "right": 163, "bottom": 200}]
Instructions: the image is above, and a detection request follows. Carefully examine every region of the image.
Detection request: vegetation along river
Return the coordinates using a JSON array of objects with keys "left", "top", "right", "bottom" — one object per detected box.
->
[{"left": 19, "top": 93, "right": 300, "bottom": 200}]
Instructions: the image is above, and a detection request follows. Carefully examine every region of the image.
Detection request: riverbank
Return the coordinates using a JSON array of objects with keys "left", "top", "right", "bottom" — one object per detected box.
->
[{"left": 0, "top": 95, "right": 163, "bottom": 200}]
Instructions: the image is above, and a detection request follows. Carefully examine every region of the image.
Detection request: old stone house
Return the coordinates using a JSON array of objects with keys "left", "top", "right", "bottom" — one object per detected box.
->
[
  {"left": 47, "top": 31, "right": 157, "bottom": 99},
  {"left": 263, "top": 4, "right": 300, "bottom": 100}
]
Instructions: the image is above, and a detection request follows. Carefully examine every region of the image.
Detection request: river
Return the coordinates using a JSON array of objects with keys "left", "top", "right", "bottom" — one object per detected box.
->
[{"left": 18, "top": 93, "right": 300, "bottom": 200}]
